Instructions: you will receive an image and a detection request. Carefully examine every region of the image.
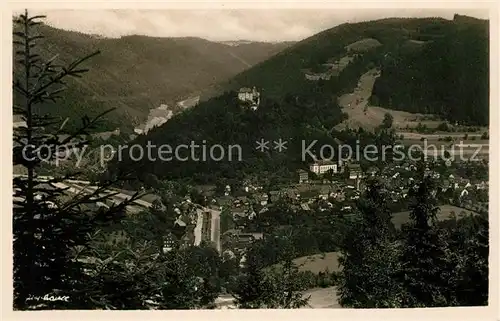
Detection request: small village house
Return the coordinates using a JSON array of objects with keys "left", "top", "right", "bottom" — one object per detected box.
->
[
  {"left": 304, "top": 72, "right": 332, "bottom": 81},
  {"left": 297, "top": 169, "right": 309, "bottom": 184},
  {"left": 366, "top": 166, "right": 378, "bottom": 177},
  {"left": 348, "top": 163, "right": 362, "bottom": 179},
  {"left": 238, "top": 87, "right": 260, "bottom": 109},
  {"left": 257, "top": 194, "right": 269, "bottom": 206},
  {"left": 162, "top": 232, "right": 177, "bottom": 253}
]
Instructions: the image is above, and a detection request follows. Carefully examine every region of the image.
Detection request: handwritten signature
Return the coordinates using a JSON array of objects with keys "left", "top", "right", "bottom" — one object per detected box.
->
[{"left": 26, "top": 294, "right": 70, "bottom": 302}]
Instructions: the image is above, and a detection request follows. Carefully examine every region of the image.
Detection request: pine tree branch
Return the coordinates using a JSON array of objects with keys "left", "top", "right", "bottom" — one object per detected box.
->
[{"left": 29, "top": 50, "right": 100, "bottom": 102}]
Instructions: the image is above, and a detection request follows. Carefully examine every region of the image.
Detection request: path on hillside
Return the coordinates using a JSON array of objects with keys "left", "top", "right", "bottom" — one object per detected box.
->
[
  {"left": 335, "top": 68, "right": 437, "bottom": 131},
  {"left": 335, "top": 68, "right": 381, "bottom": 131},
  {"left": 228, "top": 52, "right": 252, "bottom": 68}
]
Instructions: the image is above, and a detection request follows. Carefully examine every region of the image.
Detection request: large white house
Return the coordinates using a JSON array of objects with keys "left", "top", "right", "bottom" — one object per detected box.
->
[
  {"left": 309, "top": 160, "right": 338, "bottom": 175},
  {"left": 238, "top": 87, "right": 260, "bottom": 109}
]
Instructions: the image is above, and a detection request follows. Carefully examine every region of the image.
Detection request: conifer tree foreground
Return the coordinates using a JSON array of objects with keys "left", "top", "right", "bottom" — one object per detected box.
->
[
  {"left": 336, "top": 179, "right": 403, "bottom": 308},
  {"left": 233, "top": 234, "right": 310, "bottom": 309},
  {"left": 336, "top": 171, "right": 489, "bottom": 308},
  {"left": 12, "top": 10, "right": 140, "bottom": 309}
]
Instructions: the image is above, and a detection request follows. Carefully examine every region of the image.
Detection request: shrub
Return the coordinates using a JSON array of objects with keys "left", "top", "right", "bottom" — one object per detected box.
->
[{"left": 436, "top": 122, "right": 449, "bottom": 132}]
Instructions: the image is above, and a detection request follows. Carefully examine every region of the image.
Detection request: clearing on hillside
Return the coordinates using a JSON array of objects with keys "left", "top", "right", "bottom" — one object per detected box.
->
[
  {"left": 294, "top": 252, "right": 341, "bottom": 274},
  {"left": 392, "top": 205, "right": 478, "bottom": 229},
  {"left": 345, "top": 38, "right": 382, "bottom": 52},
  {"left": 335, "top": 69, "right": 441, "bottom": 131},
  {"left": 302, "top": 287, "right": 341, "bottom": 308}
]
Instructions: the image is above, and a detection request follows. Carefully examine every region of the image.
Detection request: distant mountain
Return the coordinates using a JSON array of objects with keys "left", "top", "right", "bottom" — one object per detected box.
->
[
  {"left": 219, "top": 40, "right": 296, "bottom": 47},
  {"left": 212, "top": 16, "right": 487, "bottom": 104},
  {"left": 219, "top": 40, "right": 261, "bottom": 46},
  {"left": 12, "top": 23, "right": 292, "bottom": 131},
  {"left": 200, "top": 16, "right": 488, "bottom": 127},
  {"left": 106, "top": 15, "right": 488, "bottom": 184}
]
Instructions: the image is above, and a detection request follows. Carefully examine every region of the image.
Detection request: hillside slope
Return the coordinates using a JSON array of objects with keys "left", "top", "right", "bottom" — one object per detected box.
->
[
  {"left": 12, "top": 23, "right": 292, "bottom": 131},
  {"left": 210, "top": 15, "right": 488, "bottom": 117},
  {"left": 108, "top": 15, "right": 489, "bottom": 183},
  {"left": 370, "top": 14, "right": 489, "bottom": 126},
  {"left": 209, "top": 17, "right": 447, "bottom": 97}
]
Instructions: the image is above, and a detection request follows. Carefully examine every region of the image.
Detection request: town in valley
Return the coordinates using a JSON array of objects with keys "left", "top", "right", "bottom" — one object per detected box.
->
[{"left": 11, "top": 8, "right": 491, "bottom": 311}]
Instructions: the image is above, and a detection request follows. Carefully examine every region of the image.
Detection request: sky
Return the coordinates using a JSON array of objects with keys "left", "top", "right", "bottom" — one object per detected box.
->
[{"left": 20, "top": 8, "right": 489, "bottom": 42}]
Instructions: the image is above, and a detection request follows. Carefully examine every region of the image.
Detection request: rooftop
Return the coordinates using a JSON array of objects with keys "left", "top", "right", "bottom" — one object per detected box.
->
[
  {"left": 333, "top": 138, "right": 344, "bottom": 145},
  {"left": 349, "top": 163, "right": 362, "bottom": 170},
  {"left": 311, "top": 159, "right": 337, "bottom": 166}
]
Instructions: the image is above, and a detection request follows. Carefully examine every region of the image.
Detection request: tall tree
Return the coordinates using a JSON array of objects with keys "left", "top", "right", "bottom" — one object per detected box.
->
[
  {"left": 233, "top": 232, "right": 310, "bottom": 309},
  {"left": 336, "top": 179, "right": 403, "bottom": 308},
  {"left": 261, "top": 251, "right": 311, "bottom": 309},
  {"left": 232, "top": 242, "right": 271, "bottom": 308},
  {"left": 438, "top": 212, "right": 489, "bottom": 306},
  {"left": 12, "top": 11, "right": 140, "bottom": 309},
  {"left": 160, "top": 244, "right": 221, "bottom": 309},
  {"left": 398, "top": 175, "right": 452, "bottom": 307},
  {"left": 456, "top": 213, "right": 489, "bottom": 305}
]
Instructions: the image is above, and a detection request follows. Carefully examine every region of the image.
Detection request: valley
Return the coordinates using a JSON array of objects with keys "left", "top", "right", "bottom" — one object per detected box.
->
[
  {"left": 12, "top": 23, "right": 293, "bottom": 131},
  {"left": 12, "top": 10, "right": 490, "bottom": 311}
]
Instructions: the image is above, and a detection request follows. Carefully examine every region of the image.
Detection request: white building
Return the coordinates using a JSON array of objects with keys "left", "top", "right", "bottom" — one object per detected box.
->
[
  {"left": 238, "top": 87, "right": 260, "bottom": 109},
  {"left": 304, "top": 72, "right": 332, "bottom": 81},
  {"left": 309, "top": 160, "right": 338, "bottom": 175}
]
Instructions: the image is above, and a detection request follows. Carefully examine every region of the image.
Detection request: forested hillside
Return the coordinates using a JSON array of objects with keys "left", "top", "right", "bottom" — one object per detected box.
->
[
  {"left": 212, "top": 17, "right": 457, "bottom": 98},
  {"left": 109, "top": 15, "right": 489, "bottom": 184},
  {"left": 110, "top": 84, "right": 347, "bottom": 185},
  {"left": 12, "top": 23, "right": 291, "bottom": 131},
  {"left": 13, "top": 11, "right": 489, "bottom": 310},
  {"left": 370, "top": 14, "right": 489, "bottom": 125}
]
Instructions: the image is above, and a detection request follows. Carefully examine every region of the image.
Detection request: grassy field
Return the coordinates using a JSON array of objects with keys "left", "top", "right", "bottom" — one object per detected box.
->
[
  {"left": 335, "top": 68, "right": 489, "bottom": 133},
  {"left": 302, "top": 286, "right": 341, "bottom": 308},
  {"left": 291, "top": 204, "right": 479, "bottom": 308},
  {"left": 335, "top": 69, "right": 442, "bottom": 131},
  {"left": 392, "top": 205, "right": 478, "bottom": 229},
  {"left": 295, "top": 205, "right": 478, "bottom": 273},
  {"left": 399, "top": 139, "right": 489, "bottom": 149},
  {"left": 294, "top": 252, "right": 341, "bottom": 308},
  {"left": 398, "top": 132, "right": 487, "bottom": 140},
  {"left": 286, "top": 202, "right": 480, "bottom": 309},
  {"left": 294, "top": 252, "right": 341, "bottom": 274},
  {"left": 397, "top": 138, "right": 489, "bottom": 160},
  {"left": 345, "top": 38, "right": 382, "bottom": 52}
]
